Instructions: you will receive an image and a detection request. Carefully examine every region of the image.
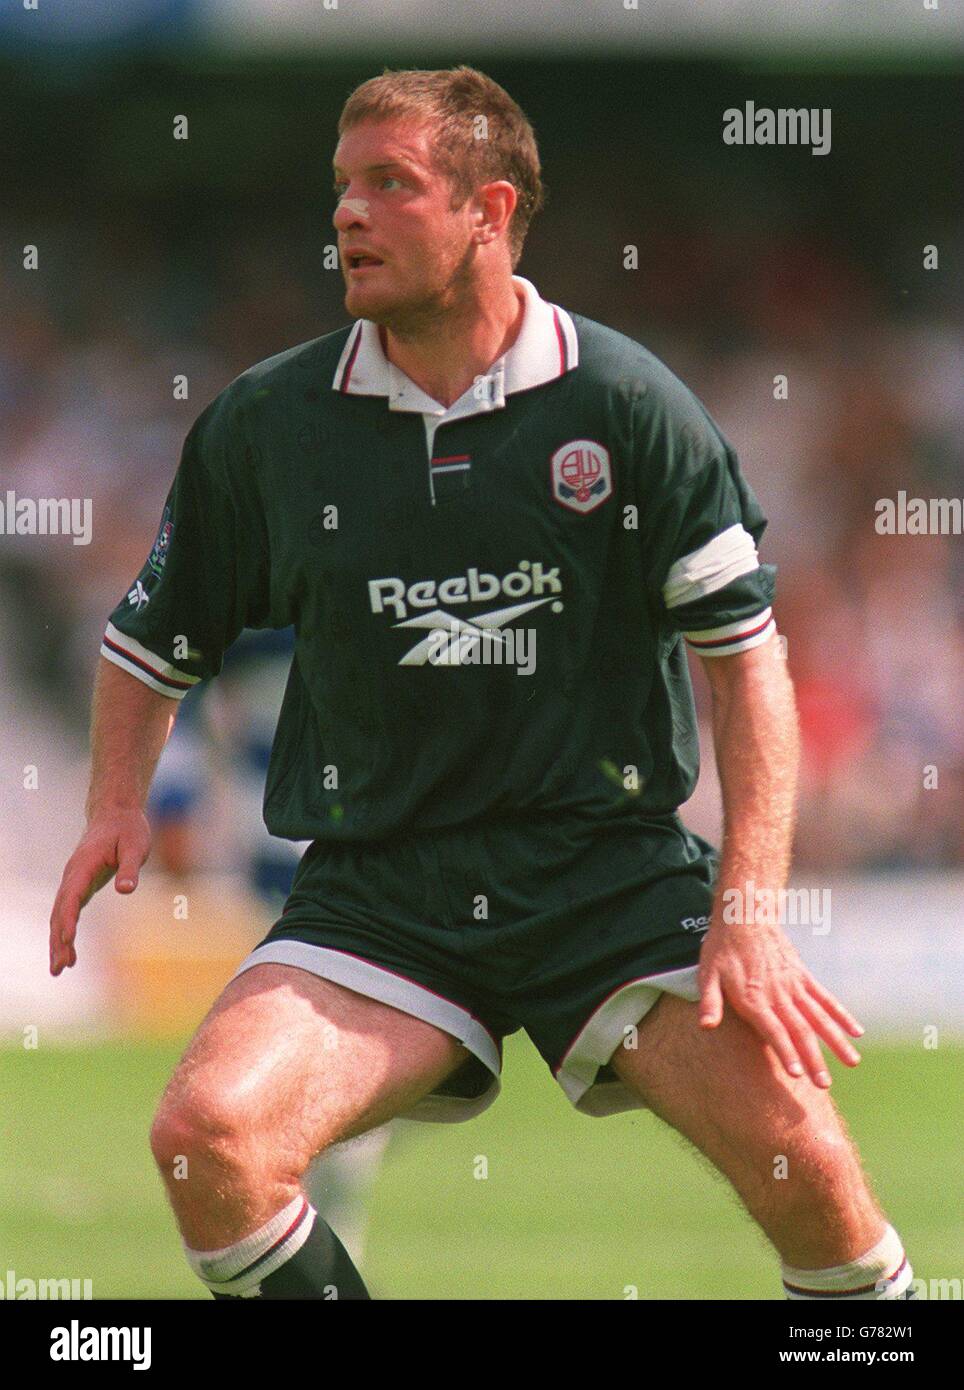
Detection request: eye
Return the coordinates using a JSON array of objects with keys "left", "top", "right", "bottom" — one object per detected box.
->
[
  {"left": 381, "top": 176, "right": 402, "bottom": 191},
  {"left": 333, "top": 181, "right": 347, "bottom": 197}
]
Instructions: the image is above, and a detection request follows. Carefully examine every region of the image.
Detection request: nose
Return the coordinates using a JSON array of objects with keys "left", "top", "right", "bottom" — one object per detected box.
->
[{"left": 333, "top": 193, "right": 371, "bottom": 233}]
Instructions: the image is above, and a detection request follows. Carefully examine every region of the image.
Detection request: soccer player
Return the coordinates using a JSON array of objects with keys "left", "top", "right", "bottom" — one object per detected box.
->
[{"left": 50, "top": 66, "right": 914, "bottom": 1301}]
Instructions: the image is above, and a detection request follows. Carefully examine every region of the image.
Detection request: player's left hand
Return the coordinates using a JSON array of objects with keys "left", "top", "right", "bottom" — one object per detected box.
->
[{"left": 697, "top": 921, "right": 864, "bottom": 1087}]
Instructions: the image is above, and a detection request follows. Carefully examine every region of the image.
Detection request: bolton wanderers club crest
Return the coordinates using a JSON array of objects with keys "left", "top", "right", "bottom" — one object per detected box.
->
[{"left": 550, "top": 439, "right": 612, "bottom": 514}]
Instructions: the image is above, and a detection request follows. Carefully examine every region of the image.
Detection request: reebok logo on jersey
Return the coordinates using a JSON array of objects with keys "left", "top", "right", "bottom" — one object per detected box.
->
[
  {"left": 393, "top": 599, "right": 549, "bottom": 673},
  {"left": 368, "top": 562, "right": 562, "bottom": 621},
  {"left": 369, "top": 563, "right": 564, "bottom": 674}
]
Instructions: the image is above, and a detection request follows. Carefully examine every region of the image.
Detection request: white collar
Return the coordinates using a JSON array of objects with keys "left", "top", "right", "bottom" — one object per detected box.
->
[{"left": 332, "top": 275, "right": 578, "bottom": 418}]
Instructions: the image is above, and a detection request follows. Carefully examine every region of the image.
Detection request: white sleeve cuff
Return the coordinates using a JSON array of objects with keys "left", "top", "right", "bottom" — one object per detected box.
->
[
  {"left": 683, "top": 609, "right": 775, "bottom": 657},
  {"left": 100, "top": 621, "right": 199, "bottom": 698}
]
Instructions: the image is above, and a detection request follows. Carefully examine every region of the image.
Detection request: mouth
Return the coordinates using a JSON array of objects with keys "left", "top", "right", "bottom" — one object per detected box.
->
[{"left": 346, "top": 253, "right": 385, "bottom": 274}]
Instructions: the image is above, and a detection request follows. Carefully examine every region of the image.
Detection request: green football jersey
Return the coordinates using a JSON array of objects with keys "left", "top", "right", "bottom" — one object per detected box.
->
[{"left": 102, "top": 276, "right": 776, "bottom": 842}]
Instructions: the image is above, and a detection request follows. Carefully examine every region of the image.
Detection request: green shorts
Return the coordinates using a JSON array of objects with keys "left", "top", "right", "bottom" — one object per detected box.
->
[{"left": 233, "top": 813, "right": 717, "bottom": 1122}]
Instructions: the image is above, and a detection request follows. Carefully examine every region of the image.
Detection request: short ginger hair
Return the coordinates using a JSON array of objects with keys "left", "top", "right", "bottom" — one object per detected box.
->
[{"left": 338, "top": 65, "right": 546, "bottom": 270}]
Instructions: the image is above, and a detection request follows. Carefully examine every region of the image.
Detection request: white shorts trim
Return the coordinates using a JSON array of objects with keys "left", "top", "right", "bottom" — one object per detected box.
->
[
  {"left": 557, "top": 964, "right": 701, "bottom": 1117},
  {"left": 231, "top": 940, "right": 502, "bottom": 1124}
]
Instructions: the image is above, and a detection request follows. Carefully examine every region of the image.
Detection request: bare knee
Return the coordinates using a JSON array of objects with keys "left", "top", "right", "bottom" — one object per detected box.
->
[
  {"left": 771, "top": 1106, "right": 861, "bottom": 1201},
  {"left": 150, "top": 1084, "right": 251, "bottom": 1188},
  {"left": 149, "top": 1077, "right": 314, "bottom": 1250}
]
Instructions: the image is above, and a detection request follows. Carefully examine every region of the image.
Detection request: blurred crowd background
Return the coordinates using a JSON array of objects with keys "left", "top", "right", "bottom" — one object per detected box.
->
[
  {"left": 2, "top": 49, "right": 960, "bottom": 887},
  {"left": 0, "top": 1, "right": 960, "bottom": 1302}
]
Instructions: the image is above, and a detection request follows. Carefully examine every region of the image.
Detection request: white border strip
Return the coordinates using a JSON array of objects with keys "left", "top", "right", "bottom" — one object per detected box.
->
[
  {"left": 557, "top": 964, "right": 701, "bottom": 1116},
  {"left": 431, "top": 461, "right": 471, "bottom": 475},
  {"left": 232, "top": 940, "right": 503, "bottom": 1079},
  {"left": 554, "top": 303, "right": 580, "bottom": 374},
  {"left": 683, "top": 607, "right": 773, "bottom": 643},
  {"left": 99, "top": 643, "right": 188, "bottom": 699},
  {"left": 685, "top": 613, "right": 776, "bottom": 657},
  {"left": 101, "top": 621, "right": 198, "bottom": 699},
  {"left": 331, "top": 319, "right": 366, "bottom": 392}
]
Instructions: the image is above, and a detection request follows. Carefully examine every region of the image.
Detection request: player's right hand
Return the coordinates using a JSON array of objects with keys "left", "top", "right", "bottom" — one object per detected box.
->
[{"left": 49, "top": 810, "right": 152, "bottom": 976}]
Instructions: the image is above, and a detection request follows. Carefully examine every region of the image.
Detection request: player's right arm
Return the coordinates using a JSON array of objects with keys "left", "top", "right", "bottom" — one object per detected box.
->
[
  {"left": 50, "top": 384, "right": 283, "bottom": 976},
  {"left": 49, "top": 656, "right": 178, "bottom": 976}
]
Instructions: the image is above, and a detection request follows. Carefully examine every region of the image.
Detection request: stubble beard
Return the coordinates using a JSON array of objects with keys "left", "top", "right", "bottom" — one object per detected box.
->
[{"left": 351, "top": 236, "right": 478, "bottom": 340}]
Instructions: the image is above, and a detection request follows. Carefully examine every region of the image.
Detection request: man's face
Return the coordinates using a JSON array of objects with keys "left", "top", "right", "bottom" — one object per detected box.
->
[{"left": 332, "top": 118, "right": 477, "bottom": 326}]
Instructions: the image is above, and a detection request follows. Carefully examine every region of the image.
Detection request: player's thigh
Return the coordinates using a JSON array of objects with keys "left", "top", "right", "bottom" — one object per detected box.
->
[
  {"left": 156, "top": 962, "right": 467, "bottom": 1167},
  {"left": 610, "top": 992, "right": 860, "bottom": 1199}
]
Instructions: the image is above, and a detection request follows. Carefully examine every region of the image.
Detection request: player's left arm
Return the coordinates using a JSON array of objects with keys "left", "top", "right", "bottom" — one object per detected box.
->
[{"left": 698, "top": 632, "right": 864, "bottom": 1087}]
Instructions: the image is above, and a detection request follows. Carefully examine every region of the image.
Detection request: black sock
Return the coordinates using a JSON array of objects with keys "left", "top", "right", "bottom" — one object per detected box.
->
[{"left": 211, "top": 1214, "right": 370, "bottom": 1300}]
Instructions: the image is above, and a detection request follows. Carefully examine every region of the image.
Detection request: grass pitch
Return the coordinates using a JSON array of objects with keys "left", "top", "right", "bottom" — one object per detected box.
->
[{"left": 1, "top": 1034, "right": 959, "bottom": 1299}]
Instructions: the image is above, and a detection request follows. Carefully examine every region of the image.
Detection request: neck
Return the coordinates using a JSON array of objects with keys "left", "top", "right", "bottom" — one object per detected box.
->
[{"left": 380, "top": 276, "right": 526, "bottom": 409}]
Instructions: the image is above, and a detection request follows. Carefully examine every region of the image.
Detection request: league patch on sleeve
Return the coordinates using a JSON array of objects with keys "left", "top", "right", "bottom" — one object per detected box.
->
[{"left": 147, "top": 506, "right": 174, "bottom": 578}]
